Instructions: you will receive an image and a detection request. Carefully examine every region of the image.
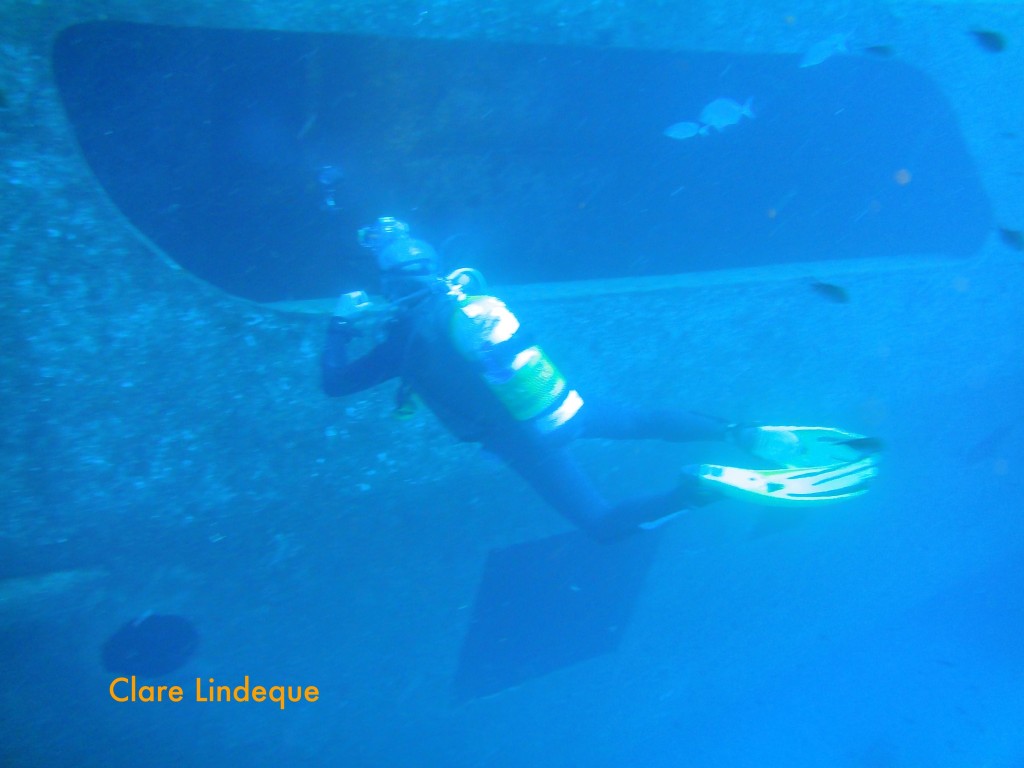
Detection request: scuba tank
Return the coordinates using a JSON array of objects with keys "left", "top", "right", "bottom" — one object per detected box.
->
[{"left": 445, "top": 269, "right": 583, "bottom": 431}]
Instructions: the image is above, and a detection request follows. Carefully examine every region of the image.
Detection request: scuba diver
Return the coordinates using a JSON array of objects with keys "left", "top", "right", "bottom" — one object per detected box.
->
[{"left": 321, "top": 217, "right": 880, "bottom": 541}]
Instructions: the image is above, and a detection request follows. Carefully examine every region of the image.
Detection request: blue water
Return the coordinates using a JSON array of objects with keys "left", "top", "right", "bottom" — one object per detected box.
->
[{"left": 6, "top": 17, "right": 1023, "bottom": 768}]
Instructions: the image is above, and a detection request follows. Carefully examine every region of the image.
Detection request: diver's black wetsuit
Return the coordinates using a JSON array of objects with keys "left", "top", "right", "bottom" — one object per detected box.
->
[{"left": 322, "top": 287, "right": 726, "bottom": 540}]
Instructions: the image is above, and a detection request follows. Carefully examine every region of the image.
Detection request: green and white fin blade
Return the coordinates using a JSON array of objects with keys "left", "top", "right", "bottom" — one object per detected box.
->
[
  {"left": 748, "top": 425, "right": 884, "bottom": 468},
  {"left": 694, "top": 456, "right": 879, "bottom": 507}
]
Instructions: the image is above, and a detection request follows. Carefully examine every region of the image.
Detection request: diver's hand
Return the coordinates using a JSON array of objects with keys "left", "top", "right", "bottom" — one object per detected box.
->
[
  {"left": 333, "top": 290, "right": 373, "bottom": 321},
  {"left": 327, "top": 290, "right": 374, "bottom": 342},
  {"left": 331, "top": 290, "right": 395, "bottom": 338}
]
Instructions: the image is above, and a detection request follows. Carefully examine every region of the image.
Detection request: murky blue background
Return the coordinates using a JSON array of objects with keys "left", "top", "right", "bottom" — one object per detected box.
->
[{"left": 2, "top": 15, "right": 1021, "bottom": 768}]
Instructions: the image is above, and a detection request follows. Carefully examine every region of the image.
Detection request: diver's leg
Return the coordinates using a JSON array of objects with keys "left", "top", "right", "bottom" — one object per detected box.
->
[
  {"left": 579, "top": 399, "right": 729, "bottom": 443},
  {"left": 500, "top": 445, "right": 715, "bottom": 542}
]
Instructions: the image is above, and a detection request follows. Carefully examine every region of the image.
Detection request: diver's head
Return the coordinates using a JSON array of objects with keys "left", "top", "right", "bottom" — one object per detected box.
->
[
  {"left": 358, "top": 217, "right": 440, "bottom": 299},
  {"left": 376, "top": 237, "right": 439, "bottom": 277}
]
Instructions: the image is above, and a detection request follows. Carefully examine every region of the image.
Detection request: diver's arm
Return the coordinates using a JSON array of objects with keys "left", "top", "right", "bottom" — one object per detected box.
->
[{"left": 321, "top": 318, "right": 403, "bottom": 396}]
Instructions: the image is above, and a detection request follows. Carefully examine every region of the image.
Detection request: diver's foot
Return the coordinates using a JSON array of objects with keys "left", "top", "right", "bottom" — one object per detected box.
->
[
  {"left": 637, "top": 469, "right": 720, "bottom": 531},
  {"left": 675, "top": 465, "right": 722, "bottom": 508}
]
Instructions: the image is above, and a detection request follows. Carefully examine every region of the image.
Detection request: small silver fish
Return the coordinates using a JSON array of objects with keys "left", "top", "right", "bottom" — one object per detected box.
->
[
  {"left": 800, "top": 33, "right": 850, "bottom": 68},
  {"left": 698, "top": 97, "right": 754, "bottom": 132},
  {"left": 970, "top": 28, "right": 1007, "bottom": 53},
  {"left": 809, "top": 279, "right": 849, "bottom": 303},
  {"left": 663, "top": 121, "right": 710, "bottom": 140}
]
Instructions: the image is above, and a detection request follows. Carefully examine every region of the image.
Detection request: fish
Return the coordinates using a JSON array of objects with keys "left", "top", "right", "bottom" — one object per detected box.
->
[
  {"left": 809, "top": 280, "right": 849, "bottom": 303},
  {"left": 698, "top": 97, "right": 754, "bottom": 132},
  {"left": 663, "top": 121, "right": 710, "bottom": 140},
  {"left": 800, "top": 33, "right": 850, "bottom": 68},
  {"left": 101, "top": 613, "right": 199, "bottom": 678},
  {"left": 970, "top": 29, "right": 1007, "bottom": 53},
  {"left": 862, "top": 44, "right": 895, "bottom": 58},
  {"left": 998, "top": 227, "right": 1024, "bottom": 251}
]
